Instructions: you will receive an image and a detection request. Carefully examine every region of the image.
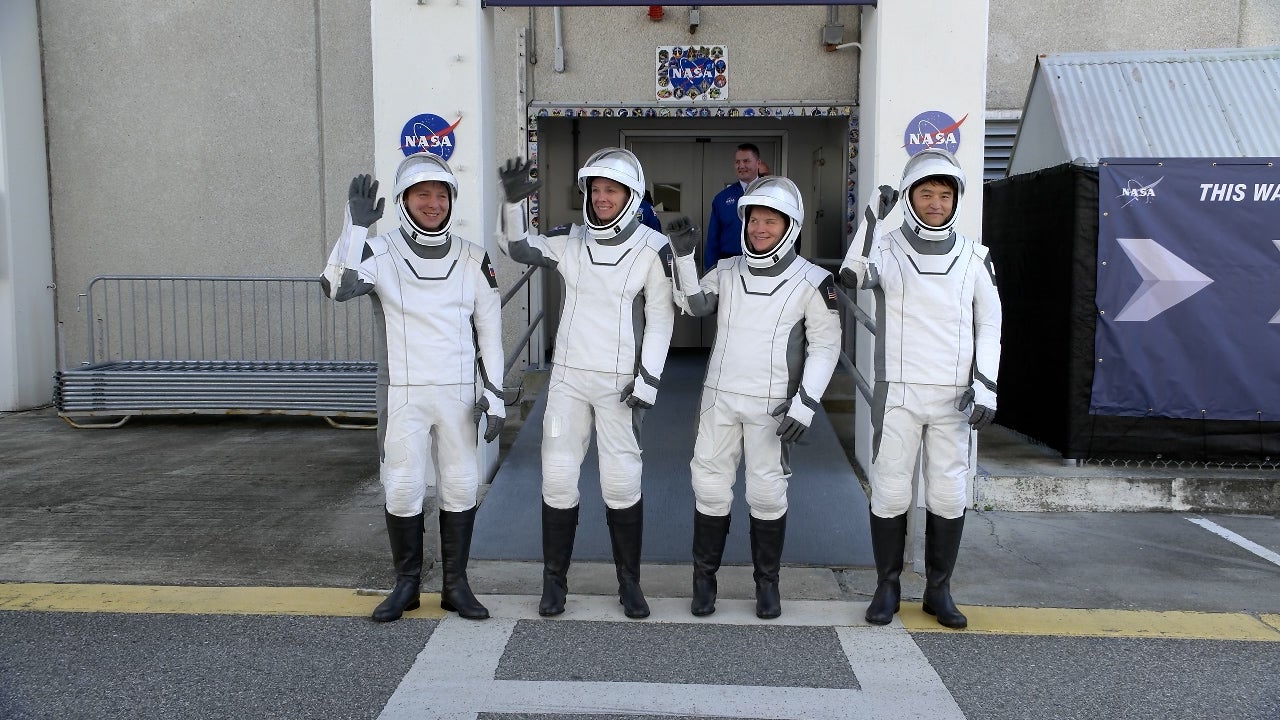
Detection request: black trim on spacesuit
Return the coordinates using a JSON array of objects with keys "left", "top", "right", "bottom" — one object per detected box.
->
[
  {"left": 480, "top": 254, "right": 498, "bottom": 289},
  {"left": 870, "top": 380, "right": 888, "bottom": 463},
  {"left": 587, "top": 243, "right": 636, "bottom": 266},
  {"left": 819, "top": 275, "right": 838, "bottom": 311},
  {"left": 400, "top": 257, "right": 459, "bottom": 281},
  {"left": 974, "top": 370, "right": 997, "bottom": 393},
  {"left": 508, "top": 239, "right": 557, "bottom": 269},
  {"left": 658, "top": 245, "right": 674, "bottom": 278}
]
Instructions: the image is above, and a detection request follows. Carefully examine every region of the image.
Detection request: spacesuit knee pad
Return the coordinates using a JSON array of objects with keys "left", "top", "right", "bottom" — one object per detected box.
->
[
  {"left": 925, "top": 488, "right": 967, "bottom": 520},
  {"left": 870, "top": 482, "right": 912, "bottom": 518},
  {"left": 437, "top": 471, "right": 479, "bottom": 513},
  {"left": 541, "top": 456, "right": 582, "bottom": 509},
  {"left": 600, "top": 480, "right": 642, "bottom": 510},
  {"left": 691, "top": 473, "right": 734, "bottom": 516},
  {"left": 382, "top": 470, "right": 426, "bottom": 517},
  {"left": 745, "top": 486, "right": 787, "bottom": 521}
]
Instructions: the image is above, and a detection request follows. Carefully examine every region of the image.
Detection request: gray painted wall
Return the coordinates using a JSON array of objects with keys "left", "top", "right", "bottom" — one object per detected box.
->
[
  {"left": 34, "top": 0, "right": 1280, "bottom": 379},
  {"left": 40, "top": 0, "right": 372, "bottom": 368}
]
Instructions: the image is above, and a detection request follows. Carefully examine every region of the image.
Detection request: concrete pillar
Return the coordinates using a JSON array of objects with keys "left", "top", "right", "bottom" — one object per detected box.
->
[
  {"left": 854, "top": 0, "right": 990, "bottom": 562},
  {"left": 0, "top": 0, "right": 56, "bottom": 411},
  {"left": 370, "top": 0, "right": 501, "bottom": 481}
]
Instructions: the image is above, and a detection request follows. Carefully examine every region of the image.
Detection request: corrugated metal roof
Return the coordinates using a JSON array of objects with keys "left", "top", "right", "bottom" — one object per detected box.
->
[
  {"left": 984, "top": 113, "right": 1020, "bottom": 181},
  {"left": 1029, "top": 46, "right": 1280, "bottom": 161}
]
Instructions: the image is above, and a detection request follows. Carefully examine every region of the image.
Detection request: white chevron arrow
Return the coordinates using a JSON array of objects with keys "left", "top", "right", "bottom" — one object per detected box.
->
[{"left": 1114, "top": 238, "right": 1214, "bottom": 322}]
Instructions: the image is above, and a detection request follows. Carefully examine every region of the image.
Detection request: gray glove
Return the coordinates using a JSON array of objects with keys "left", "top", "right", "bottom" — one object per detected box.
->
[
  {"left": 473, "top": 396, "right": 505, "bottom": 443},
  {"left": 348, "top": 174, "right": 384, "bottom": 228},
  {"left": 619, "top": 380, "right": 654, "bottom": 410},
  {"left": 770, "top": 400, "right": 810, "bottom": 443},
  {"left": 499, "top": 158, "right": 541, "bottom": 203},
  {"left": 664, "top": 216, "right": 698, "bottom": 257},
  {"left": 875, "top": 184, "right": 899, "bottom": 220},
  {"left": 838, "top": 266, "right": 861, "bottom": 291},
  {"left": 955, "top": 387, "right": 996, "bottom": 431}
]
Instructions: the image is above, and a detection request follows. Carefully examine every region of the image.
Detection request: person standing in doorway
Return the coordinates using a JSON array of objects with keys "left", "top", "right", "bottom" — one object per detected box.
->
[
  {"left": 838, "top": 148, "right": 1002, "bottom": 630},
  {"left": 321, "top": 152, "right": 504, "bottom": 623},
  {"left": 497, "top": 149, "right": 676, "bottom": 620},
  {"left": 669, "top": 175, "right": 841, "bottom": 620},
  {"left": 703, "top": 143, "right": 762, "bottom": 270}
]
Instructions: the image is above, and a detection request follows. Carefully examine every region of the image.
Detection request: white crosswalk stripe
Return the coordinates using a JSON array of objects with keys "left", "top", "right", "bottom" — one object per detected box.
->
[{"left": 378, "top": 595, "right": 965, "bottom": 720}]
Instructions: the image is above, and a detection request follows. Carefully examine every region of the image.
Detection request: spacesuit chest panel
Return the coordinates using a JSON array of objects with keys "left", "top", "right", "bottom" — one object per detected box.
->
[
  {"left": 553, "top": 231, "right": 649, "bottom": 374},
  {"left": 374, "top": 235, "right": 476, "bottom": 386},
  {"left": 881, "top": 233, "right": 979, "bottom": 386},
  {"left": 706, "top": 260, "right": 810, "bottom": 398},
  {"left": 389, "top": 233, "right": 462, "bottom": 280}
]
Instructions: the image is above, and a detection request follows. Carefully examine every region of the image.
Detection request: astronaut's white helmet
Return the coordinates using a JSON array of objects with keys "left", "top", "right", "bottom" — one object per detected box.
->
[
  {"left": 394, "top": 152, "right": 458, "bottom": 246},
  {"left": 737, "top": 176, "right": 804, "bottom": 269},
  {"left": 900, "top": 147, "right": 965, "bottom": 242},
  {"left": 577, "top": 147, "right": 645, "bottom": 240}
]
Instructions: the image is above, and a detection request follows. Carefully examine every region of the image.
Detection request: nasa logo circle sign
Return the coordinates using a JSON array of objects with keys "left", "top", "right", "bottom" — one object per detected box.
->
[
  {"left": 400, "top": 113, "right": 460, "bottom": 160},
  {"left": 902, "top": 110, "right": 966, "bottom": 157}
]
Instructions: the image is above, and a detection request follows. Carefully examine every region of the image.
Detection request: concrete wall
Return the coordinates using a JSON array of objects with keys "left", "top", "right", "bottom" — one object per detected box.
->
[
  {"left": 30, "top": 0, "right": 1280, "bottom": 390},
  {"left": 39, "top": 0, "right": 372, "bottom": 369},
  {"left": 986, "top": 1, "right": 1278, "bottom": 111}
]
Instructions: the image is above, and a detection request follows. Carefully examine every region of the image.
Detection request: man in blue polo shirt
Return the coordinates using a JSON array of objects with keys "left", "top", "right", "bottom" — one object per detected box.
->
[{"left": 704, "top": 143, "right": 761, "bottom": 270}]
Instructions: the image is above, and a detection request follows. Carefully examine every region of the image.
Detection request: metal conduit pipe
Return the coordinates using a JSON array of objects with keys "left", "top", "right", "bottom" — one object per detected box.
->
[{"left": 553, "top": 7, "right": 565, "bottom": 73}]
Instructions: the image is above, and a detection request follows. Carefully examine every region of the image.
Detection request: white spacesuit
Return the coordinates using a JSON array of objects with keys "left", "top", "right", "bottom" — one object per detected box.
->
[
  {"left": 669, "top": 175, "right": 841, "bottom": 620},
  {"left": 322, "top": 152, "right": 503, "bottom": 623},
  {"left": 839, "top": 147, "right": 1002, "bottom": 630},
  {"left": 498, "top": 148, "right": 676, "bottom": 619}
]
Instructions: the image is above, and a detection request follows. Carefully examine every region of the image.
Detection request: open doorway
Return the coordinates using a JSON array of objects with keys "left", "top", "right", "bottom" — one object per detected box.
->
[
  {"left": 627, "top": 133, "right": 782, "bottom": 347},
  {"left": 529, "top": 109, "right": 854, "bottom": 355}
]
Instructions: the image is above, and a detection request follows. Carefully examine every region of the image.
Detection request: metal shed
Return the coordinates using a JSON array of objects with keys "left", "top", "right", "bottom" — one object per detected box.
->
[{"left": 1007, "top": 46, "right": 1280, "bottom": 176}]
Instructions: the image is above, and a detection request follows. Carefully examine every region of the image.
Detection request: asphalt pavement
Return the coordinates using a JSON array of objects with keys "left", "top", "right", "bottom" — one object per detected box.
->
[{"left": 2, "top": 402, "right": 1278, "bottom": 719}]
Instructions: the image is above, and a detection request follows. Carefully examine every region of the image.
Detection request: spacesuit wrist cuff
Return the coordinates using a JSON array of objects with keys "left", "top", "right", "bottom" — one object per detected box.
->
[
  {"left": 787, "top": 396, "right": 815, "bottom": 426},
  {"left": 971, "top": 380, "right": 997, "bottom": 410},
  {"left": 483, "top": 388, "right": 506, "bottom": 419},
  {"left": 633, "top": 375, "right": 659, "bottom": 405}
]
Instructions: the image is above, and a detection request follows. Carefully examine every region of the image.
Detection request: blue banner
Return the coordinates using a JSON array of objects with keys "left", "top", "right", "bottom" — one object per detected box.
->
[{"left": 1093, "top": 158, "right": 1280, "bottom": 420}]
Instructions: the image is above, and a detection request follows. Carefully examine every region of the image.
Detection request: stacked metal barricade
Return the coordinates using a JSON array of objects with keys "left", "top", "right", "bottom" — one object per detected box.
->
[{"left": 56, "top": 276, "right": 378, "bottom": 427}]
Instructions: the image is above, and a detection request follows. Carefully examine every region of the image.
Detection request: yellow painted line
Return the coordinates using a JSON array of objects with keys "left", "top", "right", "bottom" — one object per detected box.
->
[
  {"left": 1261, "top": 614, "right": 1280, "bottom": 633},
  {"left": 900, "top": 603, "right": 1280, "bottom": 641},
  {"left": 0, "top": 583, "right": 446, "bottom": 619}
]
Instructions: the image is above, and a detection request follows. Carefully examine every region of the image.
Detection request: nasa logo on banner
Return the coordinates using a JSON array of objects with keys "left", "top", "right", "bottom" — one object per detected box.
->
[
  {"left": 400, "top": 113, "right": 461, "bottom": 159},
  {"left": 902, "top": 110, "right": 967, "bottom": 156}
]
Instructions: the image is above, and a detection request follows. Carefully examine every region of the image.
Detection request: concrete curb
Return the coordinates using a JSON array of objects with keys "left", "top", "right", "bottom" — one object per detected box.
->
[{"left": 973, "top": 473, "right": 1280, "bottom": 513}]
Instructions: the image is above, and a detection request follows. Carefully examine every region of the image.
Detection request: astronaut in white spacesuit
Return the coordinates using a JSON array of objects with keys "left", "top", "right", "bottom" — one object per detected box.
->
[
  {"left": 498, "top": 149, "right": 676, "bottom": 619},
  {"left": 839, "top": 148, "right": 1002, "bottom": 629},
  {"left": 322, "top": 152, "right": 504, "bottom": 623},
  {"left": 668, "top": 176, "right": 841, "bottom": 619}
]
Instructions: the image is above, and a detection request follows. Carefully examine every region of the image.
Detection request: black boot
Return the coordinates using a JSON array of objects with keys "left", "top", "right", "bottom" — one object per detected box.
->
[
  {"left": 865, "top": 510, "right": 908, "bottom": 625},
  {"left": 538, "top": 502, "right": 578, "bottom": 616},
  {"left": 606, "top": 498, "right": 650, "bottom": 619},
  {"left": 691, "top": 511, "right": 731, "bottom": 616},
  {"left": 749, "top": 513, "right": 786, "bottom": 619},
  {"left": 439, "top": 507, "right": 489, "bottom": 620},
  {"left": 922, "top": 511, "right": 968, "bottom": 629},
  {"left": 372, "top": 511, "right": 423, "bottom": 622}
]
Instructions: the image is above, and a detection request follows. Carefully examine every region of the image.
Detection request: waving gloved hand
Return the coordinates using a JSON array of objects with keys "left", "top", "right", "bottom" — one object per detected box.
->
[
  {"left": 664, "top": 216, "right": 698, "bottom": 257},
  {"left": 955, "top": 382, "right": 997, "bottom": 431},
  {"left": 770, "top": 396, "right": 814, "bottom": 444},
  {"left": 875, "top": 184, "right": 899, "bottom": 220},
  {"left": 619, "top": 376, "right": 657, "bottom": 409},
  {"left": 473, "top": 393, "right": 506, "bottom": 443},
  {"left": 348, "top": 174, "right": 385, "bottom": 228},
  {"left": 499, "top": 158, "right": 542, "bottom": 204}
]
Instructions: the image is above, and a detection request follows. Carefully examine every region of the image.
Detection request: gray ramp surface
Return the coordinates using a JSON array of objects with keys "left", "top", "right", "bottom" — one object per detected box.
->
[{"left": 473, "top": 351, "right": 872, "bottom": 566}]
